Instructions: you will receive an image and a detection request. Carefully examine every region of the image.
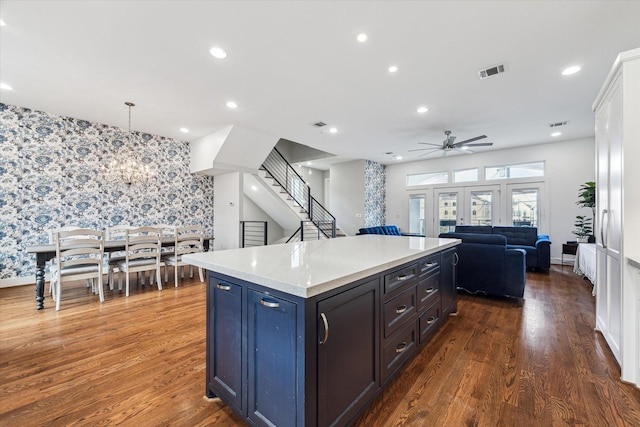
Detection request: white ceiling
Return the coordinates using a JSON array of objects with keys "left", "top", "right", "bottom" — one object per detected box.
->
[{"left": 1, "top": 1, "right": 639, "bottom": 167}]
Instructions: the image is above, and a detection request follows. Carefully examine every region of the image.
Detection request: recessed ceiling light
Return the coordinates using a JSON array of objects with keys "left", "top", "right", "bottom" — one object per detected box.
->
[
  {"left": 551, "top": 131, "right": 562, "bottom": 137},
  {"left": 356, "top": 33, "right": 367, "bottom": 43},
  {"left": 417, "top": 106, "right": 428, "bottom": 114},
  {"left": 562, "top": 65, "right": 581, "bottom": 76},
  {"left": 395, "top": 155, "right": 403, "bottom": 160},
  {"left": 0, "top": 82, "right": 13, "bottom": 91},
  {"left": 180, "top": 127, "right": 189, "bottom": 133},
  {"left": 0, "top": 19, "right": 6, "bottom": 27},
  {"left": 329, "top": 127, "right": 338, "bottom": 134},
  {"left": 209, "top": 46, "right": 227, "bottom": 59},
  {"left": 388, "top": 65, "right": 398, "bottom": 73},
  {"left": 251, "top": 185, "right": 257, "bottom": 191},
  {"left": 226, "top": 101, "right": 238, "bottom": 109}
]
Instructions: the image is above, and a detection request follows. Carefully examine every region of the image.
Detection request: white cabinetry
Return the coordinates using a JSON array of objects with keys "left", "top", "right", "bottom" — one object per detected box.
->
[{"left": 593, "top": 48, "right": 640, "bottom": 387}]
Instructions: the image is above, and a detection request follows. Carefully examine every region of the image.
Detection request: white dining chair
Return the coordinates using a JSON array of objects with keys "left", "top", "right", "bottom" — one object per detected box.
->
[
  {"left": 162, "top": 225, "right": 205, "bottom": 286},
  {"left": 106, "top": 225, "right": 135, "bottom": 289},
  {"left": 116, "top": 226, "right": 163, "bottom": 297},
  {"left": 50, "top": 228, "right": 105, "bottom": 311}
]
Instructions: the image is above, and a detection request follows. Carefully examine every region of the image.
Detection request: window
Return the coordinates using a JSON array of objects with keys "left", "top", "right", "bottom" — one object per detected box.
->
[
  {"left": 406, "top": 171, "right": 449, "bottom": 186},
  {"left": 485, "top": 161, "right": 544, "bottom": 180},
  {"left": 454, "top": 168, "right": 478, "bottom": 183},
  {"left": 438, "top": 192, "right": 457, "bottom": 234},
  {"left": 470, "top": 191, "right": 493, "bottom": 225},
  {"left": 512, "top": 189, "right": 538, "bottom": 227}
]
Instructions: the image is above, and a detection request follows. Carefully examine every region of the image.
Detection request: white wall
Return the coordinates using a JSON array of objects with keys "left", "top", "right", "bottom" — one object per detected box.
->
[
  {"left": 213, "top": 172, "right": 243, "bottom": 250},
  {"left": 298, "top": 166, "right": 325, "bottom": 204},
  {"left": 330, "top": 160, "right": 365, "bottom": 235},
  {"left": 385, "top": 138, "right": 595, "bottom": 263},
  {"left": 242, "top": 196, "right": 285, "bottom": 244}
]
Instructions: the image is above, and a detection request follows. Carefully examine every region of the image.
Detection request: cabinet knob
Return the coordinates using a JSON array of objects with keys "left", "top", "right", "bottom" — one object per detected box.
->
[
  {"left": 426, "top": 316, "right": 436, "bottom": 325},
  {"left": 260, "top": 298, "right": 280, "bottom": 309},
  {"left": 216, "top": 283, "right": 231, "bottom": 291},
  {"left": 395, "top": 342, "right": 408, "bottom": 353},
  {"left": 425, "top": 287, "right": 435, "bottom": 294}
]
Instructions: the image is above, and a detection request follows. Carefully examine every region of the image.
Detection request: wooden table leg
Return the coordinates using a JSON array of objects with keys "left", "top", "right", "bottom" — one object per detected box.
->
[{"left": 35, "top": 254, "right": 46, "bottom": 310}]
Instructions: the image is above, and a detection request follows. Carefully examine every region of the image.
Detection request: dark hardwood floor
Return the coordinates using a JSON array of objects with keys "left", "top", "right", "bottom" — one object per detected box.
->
[{"left": 1, "top": 265, "right": 639, "bottom": 426}]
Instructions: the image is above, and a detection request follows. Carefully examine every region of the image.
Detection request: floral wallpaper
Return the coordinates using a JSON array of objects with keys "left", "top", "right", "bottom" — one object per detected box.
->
[
  {"left": 0, "top": 103, "right": 214, "bottom": 280},
  {"left": 364, "top": 160, "right": 385, "bottom": 227}
]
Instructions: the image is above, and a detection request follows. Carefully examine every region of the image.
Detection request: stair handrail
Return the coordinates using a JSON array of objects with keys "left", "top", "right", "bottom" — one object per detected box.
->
[{"left": 262, "top": 148, "right": 336, "bottom": 238}]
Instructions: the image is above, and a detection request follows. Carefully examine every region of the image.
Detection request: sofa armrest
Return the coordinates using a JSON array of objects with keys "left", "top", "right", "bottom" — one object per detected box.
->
[
  {"left": 535, "top": 236, "right": 551, "bottom": 268},
  {"left": 505, "top": 248, "right": 526, "bottom": 298}
]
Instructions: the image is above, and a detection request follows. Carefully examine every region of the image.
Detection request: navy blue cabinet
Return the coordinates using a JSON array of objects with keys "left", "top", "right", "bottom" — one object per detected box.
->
[
  {"left": 248, "top": 290, "right": 299, "bottom": 427},
  {"left": 207, "top": 278, "right": 244, "bottom": 413},
  {"left": 205, "top": 246, "right": 457, "bottom": 427},
  {"left": 440, "top": 248, "right": 458, "bottom": 316},
  {"left": 317, "top": 278, "right": 380, "bottom": 427}
]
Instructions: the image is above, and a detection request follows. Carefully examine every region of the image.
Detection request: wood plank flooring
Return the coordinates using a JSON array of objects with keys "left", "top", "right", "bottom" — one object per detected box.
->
[{"left": 1, "top": 266, "right": 639, "bottom": 426}]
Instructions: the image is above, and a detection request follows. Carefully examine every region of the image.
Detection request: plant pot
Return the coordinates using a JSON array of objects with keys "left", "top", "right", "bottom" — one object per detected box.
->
[{"left": 576, "top": 237, "right": 589, "bottom": 243}]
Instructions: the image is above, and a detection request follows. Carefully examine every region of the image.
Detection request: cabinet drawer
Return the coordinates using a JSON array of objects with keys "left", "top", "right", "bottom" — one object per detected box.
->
[
  {"left": 384, "top": 264, "right": 418, "bottom": 296},
  {"left": 419, "top": 254, "right": 440, "bottom": 277},
  {"left": 383, "top": 322, "right": 417, "bottom": 381},
  {"left": 383, "top": 286, "right": 417, "bottom": 338},
  {"left": 417, "top": 272, "right": 440, "bottom": 313},
  {"left": 419, "top": 302, "right": 441, "bottom": 344}
]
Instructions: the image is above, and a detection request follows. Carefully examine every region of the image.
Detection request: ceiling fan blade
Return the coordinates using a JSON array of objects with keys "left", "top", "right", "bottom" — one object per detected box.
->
[
  {"left": 417, "top": 142, "right": 443, "bottom": 147},
  {"left": 452, "top": 135, "right": 487, "bottom": 146},
  {"left": 409, "top": 148, "right": 433, "bottom": 152},
  {"left": 454, "top": 147, "right": 475, "bottom": 153},
  {"left": 416, "top": 148, "right": 442, "bottom": 157},
  {"left": 464, "top": 142, "right": 493, "bottom": 147}
]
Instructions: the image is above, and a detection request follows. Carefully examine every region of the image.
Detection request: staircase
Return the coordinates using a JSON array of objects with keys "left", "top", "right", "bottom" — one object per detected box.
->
[{"left": 258, "top": 148, "right": 336, "bottom": 242}]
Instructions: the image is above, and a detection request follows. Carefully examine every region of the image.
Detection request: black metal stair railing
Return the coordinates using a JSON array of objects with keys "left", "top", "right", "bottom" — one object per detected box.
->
[{"left": 261, "top": 148, "right": 336, "bottom": 239}]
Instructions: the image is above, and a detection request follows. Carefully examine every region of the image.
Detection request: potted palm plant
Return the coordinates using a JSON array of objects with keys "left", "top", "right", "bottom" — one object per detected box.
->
[{"left": 575, "top": 181, "right": 596, "bottom": 243}]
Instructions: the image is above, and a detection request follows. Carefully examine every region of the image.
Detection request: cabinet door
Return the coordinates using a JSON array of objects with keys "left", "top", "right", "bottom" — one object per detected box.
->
[
  {"left": 440, "top": 248, "right": 458, "bottom": 316},
  {"left": 317, "top": 279, "right": 380, "bottom": 427},
  {"left": 207, "top": 277, "right": 243, "bottom": 413},
  {"left": 247, "top": 290, "right": 298, "bottom": 427}
]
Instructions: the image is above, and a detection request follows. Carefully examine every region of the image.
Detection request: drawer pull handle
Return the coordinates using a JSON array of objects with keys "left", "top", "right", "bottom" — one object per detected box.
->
[
  {"left": 426, "top": 316, "right": 436, "bottom": 325},
  {"left": 397, "top": 274, "right": 408, "bottom": 281},
  {"left": 395, "top": 305, "right": 408, "bottom": 314},
  {"left": 426, "top": 262, "right": 438, "bottom": 268},
  {"left": 216, "top": 283, "right": 231, "bottom": 291},
  {"left": 260, "top": 298, "right": 280, "bottom": 309},
  {"left": 425, "top": 287, "right": 435, "bottom": 294},
  {"left": 319, "top": 312, "right": 329, "bottom": 345},
  {"left": 395, "top": 342, "right": 408, "bottom": 353}
]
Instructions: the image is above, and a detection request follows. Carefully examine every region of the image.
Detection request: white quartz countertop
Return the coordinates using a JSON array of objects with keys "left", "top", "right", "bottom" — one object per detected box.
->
[{"left": 183, "top": 235, "right": 460, "bottom": 298}]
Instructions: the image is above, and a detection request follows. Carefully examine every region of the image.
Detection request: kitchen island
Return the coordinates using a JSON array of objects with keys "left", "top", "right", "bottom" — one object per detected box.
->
[{"left": 184, "top": 235, "right": 460, "bottom": 427}]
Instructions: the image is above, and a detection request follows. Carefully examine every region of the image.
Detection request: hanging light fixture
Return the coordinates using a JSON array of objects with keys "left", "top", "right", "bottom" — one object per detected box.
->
[{"left": 101, "top": 102, "right": 155, "bottom": 186}]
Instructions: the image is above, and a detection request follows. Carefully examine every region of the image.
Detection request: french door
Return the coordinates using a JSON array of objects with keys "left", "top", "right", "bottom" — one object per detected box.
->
[{"left": 432, "top": 185, "right": 500, "bottom": 235}]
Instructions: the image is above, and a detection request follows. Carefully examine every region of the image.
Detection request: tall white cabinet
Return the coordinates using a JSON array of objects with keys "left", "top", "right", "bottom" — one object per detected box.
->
[{"left": 593, "top": 47, "right": 640, "bottom": 388}]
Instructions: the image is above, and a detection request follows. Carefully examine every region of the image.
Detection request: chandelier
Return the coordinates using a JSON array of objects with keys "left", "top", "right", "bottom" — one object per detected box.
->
[{"left": 101, "top": 102, "right": 155, "bottom": 187}]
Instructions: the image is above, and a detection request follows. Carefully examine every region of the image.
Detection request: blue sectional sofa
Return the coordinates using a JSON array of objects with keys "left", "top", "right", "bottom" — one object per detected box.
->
[
  {"left": 439, "top": 232, "right": 526, "bottom": 305},
  {"left": 356, "top": 225, "right": 425, "bottom": 237},
  {"left": 454, "top": 225, "right": 551, "bottom": 270}
]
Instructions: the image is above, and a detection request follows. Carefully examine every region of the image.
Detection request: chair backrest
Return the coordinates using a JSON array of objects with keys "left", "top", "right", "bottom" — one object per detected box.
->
[
  {"left": 48, "top": 226, "right": 83, "bottom": 244},
  {"left": 173, "top": 225, "right": 205, "bottom": 256},
  {"left": 107, "top": 225, "right": 135, "bottom": 241},
  {"left": 54, "top": 228, "right": 105, "bottom": 272},
  {"left": 125, "top": 226, "right": 162, "bottom": 263}
]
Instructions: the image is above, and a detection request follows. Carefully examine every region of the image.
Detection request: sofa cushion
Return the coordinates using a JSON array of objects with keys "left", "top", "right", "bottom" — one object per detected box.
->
[
  {"left": 492, "top": 226, "right": 538, "bottom": 246},
  {"left": 383, "top": 225, "right": 402, "bottom": 235},
  {"left": 443, "top": 232, "right": 507, "bottom": 246},
  {"left": 455, "top": 225, "right": 492, "bottom": 234}
]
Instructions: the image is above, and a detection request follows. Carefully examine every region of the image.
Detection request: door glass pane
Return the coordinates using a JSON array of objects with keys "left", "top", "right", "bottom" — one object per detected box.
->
[
  {"left": 470, "top": 191, "right": 492, "bottom": 225},
  {"left": 408, "top": 195, "right": 426, "bottom": 235},
  {"left": 438, "top": 193, "right": 457, "bottom": 234},
  {"left": 512, "top": 189, "right": 538, "bottom": 227}
]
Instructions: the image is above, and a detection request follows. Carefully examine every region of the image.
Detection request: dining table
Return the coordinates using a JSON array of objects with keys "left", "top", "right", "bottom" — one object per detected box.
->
[{"left": 26, "top": 236, "right": 212, "bottom": 310}]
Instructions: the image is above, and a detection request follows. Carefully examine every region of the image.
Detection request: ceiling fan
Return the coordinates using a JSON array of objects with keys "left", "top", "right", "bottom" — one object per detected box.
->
[{"left": 409, "top": 130, "right": 493, "bottom": 157}]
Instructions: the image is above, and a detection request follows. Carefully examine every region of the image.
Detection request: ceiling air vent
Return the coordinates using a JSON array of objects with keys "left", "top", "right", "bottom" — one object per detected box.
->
[
  {"left": 549, "top": 121, "right": 569, "bottom": 128},
  {"left": 478, "top": 64, "right": 506, "bottom": 80},
  {"left": 312, "top": 121, "right": 327, "bottom": 128}
]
